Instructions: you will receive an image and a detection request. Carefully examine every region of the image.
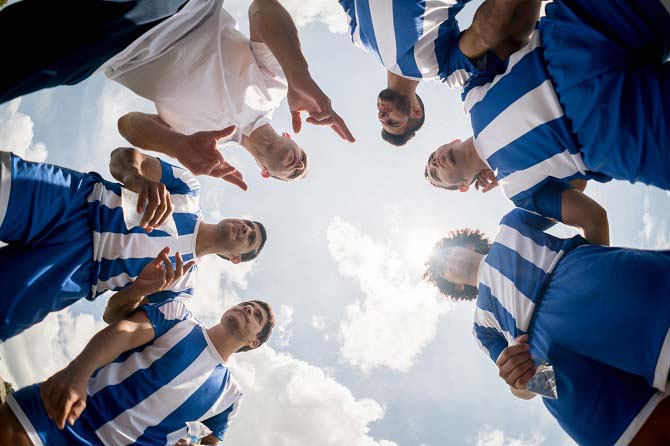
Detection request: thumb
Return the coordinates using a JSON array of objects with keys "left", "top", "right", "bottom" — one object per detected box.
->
[
  {"left": 212, "top": 126, "right": 236, "bottom": 140},
  {"left": 515, "top": 334, "right": 529, "bottom": 344},
  {"left": 291, "top": 111, "right": 302, "bottom": 134}
]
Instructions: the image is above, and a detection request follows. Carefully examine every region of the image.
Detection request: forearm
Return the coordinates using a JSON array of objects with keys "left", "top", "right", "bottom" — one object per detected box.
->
[
  {"left": 582, "top": 218, "right": 610, "bottom": 246},
  {"left": 248, "top": 0, "right": 309, "bottom": 82},
  {"left": 68, "top": 318, "right": 151, "bottom": 378},
  {"left": 201, "top": 434, "right": 220, "bottom": 445},
  {"left": 510, "top": 386, "right": 536, "bottom": 400},
  {"left": 118, "top": 112, "right": 186, "bottom": 158},
  {"left": 473, "top": 0, "right": 541, "bottom": 59},
  {"left": 103, "top": 285, "right": 148, "bottom": 324}
]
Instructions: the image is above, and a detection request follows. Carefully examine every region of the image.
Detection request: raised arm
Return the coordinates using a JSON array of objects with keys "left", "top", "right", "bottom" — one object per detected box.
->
[
  {"left": 104, "top": 247, "right": 195, "bottom": 324},
  {"left": 40, "top": 311, "right": 156, "bottom": 429},
  {"left": 118, "top": 113, "right": 246, "bottom": 189},
  {"left": 460, "top": 0, "right": 542, "bottom": 61},
  {"left": 560, "top": 188, "right": 610, "bottom": 246},
  {"left": 248, "top": 0, "right": 354, "bottom": 142}
]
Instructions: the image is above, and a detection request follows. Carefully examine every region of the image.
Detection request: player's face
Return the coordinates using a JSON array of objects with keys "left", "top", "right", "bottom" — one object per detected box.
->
[
  {"left": 222, "top": 301, "right": 268, "bottom": 343},
  {"left": 265, "top": 135, "right": 308, "bottom": 181},
  {"left": 220, "top": 219, "right": 262, "bottom": 258},
  {"left": 377, "top": 89, "right": 411, "bottom": 135},
  {"left": 425, "top": 142, "right": 472, "bottom": 190},
  {"left": 439, "top": 247, "right": 477, "bottom": 286}
]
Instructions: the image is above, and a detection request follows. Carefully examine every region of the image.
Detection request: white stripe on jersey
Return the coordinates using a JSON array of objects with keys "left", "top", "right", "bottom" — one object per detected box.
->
[
  {"left": 95, "top": 348, "right": 220, "bottom": 445},
  {"left": 87, "top": 183, "right": 199, "bottom": 214},
  {"left": 474, "top": 79, "right": 564, "bottom": 160},
  {"left": 89, "top": 318, "right": 197, "bottom": 395},
  {"left": 464, "top": 32, "right": 542, "bottom": 113},
  {"left": 0, "top": 151, "right": 11, "bottom": 230},
  {"left": 495, "top": 224, "right": 558, "bottom": 273},
  {"left": 92, "top": 231, "right": 196, "bottom": 263},
  {"left": 95, "top": 266, "right": 197, "bottom": 295},
  {"left": 367, "top": 0, "right": 397, "bottom": 70},
  {"left": 474, "top": 307, "right": 515, "bottom": 345},
  {"left": 478, "top": 262, "right": 535, "bottom": 332},
  {"left": 500, "top": 151, "right": 586, "bottom": 199}
]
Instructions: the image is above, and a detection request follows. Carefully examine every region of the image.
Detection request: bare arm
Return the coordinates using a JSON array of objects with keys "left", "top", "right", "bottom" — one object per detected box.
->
[
  {"left": 460, "top": 0, "right": 541, "bottom": 61},
  {"left": 40, "top": 311, "right": 156, "bottom": 429},
  {"left": 248, "top": 0, "right": 354, "bottom": 141},
  {"left": 560, "top": 188, "right": 610, "bottom": 246},
  {"left": 118, "top": 113, "right": 246, "bottom": 188}
]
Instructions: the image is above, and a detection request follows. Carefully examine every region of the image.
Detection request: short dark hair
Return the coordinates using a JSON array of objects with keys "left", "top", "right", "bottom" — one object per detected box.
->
[
  {"left": 218, "top": 221, "right": 268, "bottom": 263},
  {"left": 237, "top": 299, "right": 275, "bottom": 353},
  {"left": 422, "top": 229, "right": 491, "bottom": 301},
  {"left": 381, "top": 94, "right": 425, "bottom": 147}
]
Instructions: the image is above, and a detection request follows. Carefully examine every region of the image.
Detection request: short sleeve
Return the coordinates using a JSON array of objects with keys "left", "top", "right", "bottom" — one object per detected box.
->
[
  {"left": 203, "top": 398, "right": 241, "bottom": 440},
  {"left": 532, "top": 179, "right": 574, "bottom": 221},
  {"left": 158, "top": 158, "right": 200, "bottom": 196},
  {"left": 140, "top": 299, "right": 192, "bottom": 339},
  {"left": 473, "top": 323, "right": 508, "bottom": 363}
]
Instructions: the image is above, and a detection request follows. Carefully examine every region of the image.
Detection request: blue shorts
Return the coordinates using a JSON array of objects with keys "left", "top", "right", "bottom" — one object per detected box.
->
[
  {"left": 0, "top": 152, "right": 98, "bottom": 340},
  {"left": 540, "top": 0, "right": 670, "bottom": 189},
  {"left": 530, "top": 245, "right": 670, "bottom": 445},
  {"left": 7, "top": 384, "right": 102, "bottom": 446}
]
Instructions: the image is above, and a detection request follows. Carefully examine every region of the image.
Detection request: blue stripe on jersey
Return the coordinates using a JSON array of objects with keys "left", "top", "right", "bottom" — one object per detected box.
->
[
  {"left": 91, "top": 206, "right": 197, "bottom": 236},
  {"left": 500, "top": 210, "right": 569, "bottom": 252},
  {"left": 353, "top": 1, "right": 383, "bottom": 65},
  {"left": 487, "top": 119, "right": 576, "bottom": 175},
  {"left": 203, "top": 401, "right": 235, "bottom": 440},
  {"left": 143, "top": 301, "right": 192, "bottom": 338},
  {"left": 131, "top": 366, "right": 231, "bottom": 446},
  {"left": 339, "top": 0, "right": 357, "bottom": 40},
  {"left": 95, "top": 254, "right": 195, "bottom": 283},
  {"left": 393, "top": 0, "right": 425, "bottom": 78},
  {"left": 86, "top": 325, "right": 206, "bottom": 430},
  {"left": 473, "top": 323, "right": 507, "bottom": 362},
  {"left": 469, "top": 47, "right": 547, "bottom": 136},
  {"left": 434, "top": 17, "right": 459, "bottom": 78},
  {"left": 147, "top": 288, "right": 194, "bottom": 304},
  {"left": 477, "top": 284, "right": 520, "bottom": 336},
  {"left": 160, "top": 160, "right": 199, "bottom": 196},
  {"left": 486, "top": 244, "right": 547, "bottom": 303}
]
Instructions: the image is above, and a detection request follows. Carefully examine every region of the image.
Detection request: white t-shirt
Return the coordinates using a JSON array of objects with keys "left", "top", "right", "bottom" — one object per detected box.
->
[{"left": 103, "top": 0, "right": 288, "bottom": 141}]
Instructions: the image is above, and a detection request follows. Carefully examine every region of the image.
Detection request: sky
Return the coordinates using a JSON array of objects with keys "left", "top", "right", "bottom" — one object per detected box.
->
[{"left": 1, "top": 1, "right": 670, "bottom": 445}]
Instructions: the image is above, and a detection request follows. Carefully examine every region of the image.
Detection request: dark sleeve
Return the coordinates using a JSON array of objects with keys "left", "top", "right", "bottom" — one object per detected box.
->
[
  {"left": 202, "top": 399, "right": 241, "bottom": 441},
  {"left": 531, "top": 179, "right": 574, "bottom": 221}
]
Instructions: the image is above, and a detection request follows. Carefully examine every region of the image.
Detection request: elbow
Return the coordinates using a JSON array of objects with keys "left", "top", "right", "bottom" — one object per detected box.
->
[{"left": 117, "top": 113, "right": 135, "bottom": 141}]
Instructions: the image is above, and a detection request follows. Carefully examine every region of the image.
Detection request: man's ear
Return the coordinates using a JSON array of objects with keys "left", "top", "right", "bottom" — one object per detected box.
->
[
  {"left": 248, "top": 338, "right": 261, "bottom": 350},
  {"left": 231, "top": 255, "right": 241, "bottom": 264},
  {"left": 411, "top": 102, "right": 424, "bottom": 119},
  {"left": 450, "top": 139, "right": 462, "bottom": 144},
  {"left": 261, "top": 168, "right": 271, "bottom": 179},
  {"left": 458, "top": 185, "right": 469, "bottom": 192},
  {"left": 281, "top": 132, "right": 292, "bottom": 140}
]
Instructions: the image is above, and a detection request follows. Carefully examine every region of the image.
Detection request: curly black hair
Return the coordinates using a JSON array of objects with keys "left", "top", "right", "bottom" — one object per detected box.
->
[{"left": 422, "top": 229, "right": 492, "bottom": 301}]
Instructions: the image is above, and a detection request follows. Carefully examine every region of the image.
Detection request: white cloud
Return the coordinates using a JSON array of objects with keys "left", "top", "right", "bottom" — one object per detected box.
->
[
  {"left": 476, "top": 428, "right": 545, "bottom": 446},
  {"left": 227, "top": 346, "right": 395, "bottom": 446},
  {"left": 0, "top": 98, "right": 48, "bottom": 162},
  {"left": 639, "top": 193, "right": 670, "bottom": 249},
  {"left": 311, "top": 315, "right": 325, "bottom": 331},
  {"left": 273, "top": 304, "right": 295, "bottom": 348},
  {"left": 327, "top": 218, "right": 450, "bottom": 373},
  {"left": 0, "top": 310, "right": 105, "bottom": 388}
]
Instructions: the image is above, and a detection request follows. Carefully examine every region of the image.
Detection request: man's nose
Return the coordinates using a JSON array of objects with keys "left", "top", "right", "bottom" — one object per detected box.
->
[{"left": 378, "top": 111, "right": 387, "bottom": 120}]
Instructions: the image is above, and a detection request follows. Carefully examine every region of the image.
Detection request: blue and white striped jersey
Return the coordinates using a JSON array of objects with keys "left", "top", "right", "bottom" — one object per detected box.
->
[
  {"left": 87, "top": 158, "right": 201, "bottom": 301},
  {"left": 462, "top": 31, "right": 611, "bottom": 220},
  {"left": 339, "top": 0, "right": 482, "bottom": 88},
  {"left": 83, "top": 300, "right": 242, "bottom": 445},
  {"left": 472, "top": 209, "right": 586, "bottom": 362}
]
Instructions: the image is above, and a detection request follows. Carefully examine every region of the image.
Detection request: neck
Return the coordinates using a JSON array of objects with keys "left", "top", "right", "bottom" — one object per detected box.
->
[
  {"left": 196, "top": 222, "right": 222, "bottom": 257},
  {"left": 205, "top": 323, "right": 244, "bottom": 362},
  {"left": 461, "top": 136, "right": 490, "bottom": 178},
  {"left": 240, "top": 124, "right": 278, "bottom": 166},
  {"left": 387, "top": 71, "right": 419, "bottom": 98}
]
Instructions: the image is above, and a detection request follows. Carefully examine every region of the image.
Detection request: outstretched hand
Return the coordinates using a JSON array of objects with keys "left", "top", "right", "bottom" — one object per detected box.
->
[
  {"left": 178, "top": 126, "right": 248, "bottom": 191},
  {"left": 40, "top": 366, "right": 89, "bottom": 429},
  {"left": 287, "top": 74, "right": 355, "bottom": 142},
  {"left": 133, "top": 247, "right": 196, "bottom": 296}
]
